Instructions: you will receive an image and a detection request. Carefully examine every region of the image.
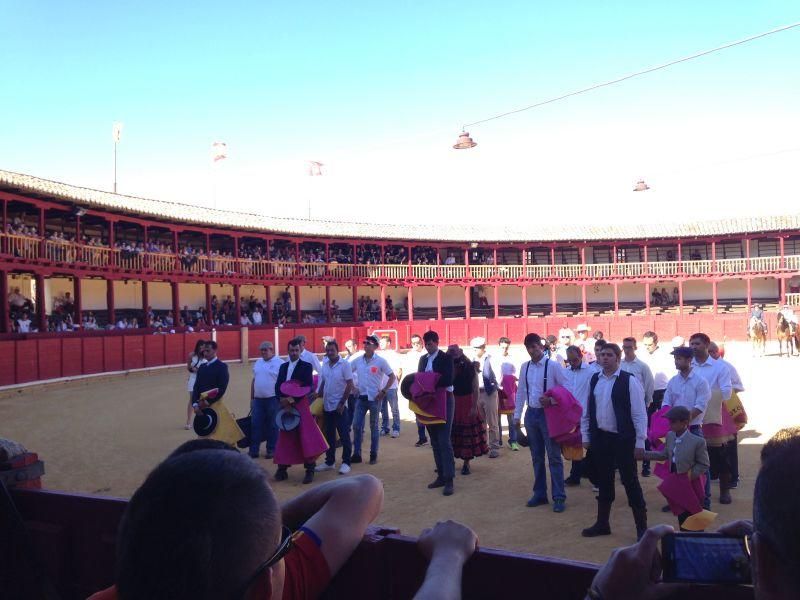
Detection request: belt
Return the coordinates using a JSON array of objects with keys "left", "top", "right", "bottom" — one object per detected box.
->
[
  {"left": 358, "top": 395, "right": 370, "bottom": 401},
  {"left": 253, "top": 396, "right": 276, "bottom": 400}
]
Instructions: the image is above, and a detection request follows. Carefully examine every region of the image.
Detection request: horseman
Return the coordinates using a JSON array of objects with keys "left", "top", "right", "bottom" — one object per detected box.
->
[
  {"left": 780, "top": 304, "right": 798, "bottom": 325},
  {"left": 748, "top": 303, "right": 766, "bottom": 335}
]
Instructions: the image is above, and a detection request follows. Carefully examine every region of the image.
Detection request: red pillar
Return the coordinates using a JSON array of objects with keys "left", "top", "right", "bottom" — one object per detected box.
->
[
  {"left": 0, "top": 269, "right": 8, "bottom": 332},
  {"left": 550, "top": 247, "right": 556, "bottom": 277},
  {"left": 580, "top": 247, "right": 586, "bottom": 277},
  {"left": 35, "top": 274, "right": 47, "bottom": 330},
  {"left": 436, "top": 285, "right": 442, "bottom": 321},
  {"left": 38, "top": 207, "right": 45, "bottom": 257},
  {"left": 678, "top": 281, "right": 684, "bottom": 315},
  {"left": 643, "top": 244, "right": 648, "bottom": 275},
  {"left": 352, "top": 286, "right": 359, "bottom": 321},
  {"left": 265, "top": 286, "right": 273, "bottom": 325},
  {"left": 780, "top": 277, "right": 787, "bottom": 303},
  {"left": 380, "top": 285, "right": 387, "bottom": 322},
  {"left": 745, "top": 238, "right": 751, "bottom": 271},
  {"left": 1, "top": 200, "right": 7, "bottom": 255},
  {"left": 551, "top": 284, "right": 557, "bottom": 315},
  {"left": 142, "top": 226, "right": 149, "bottom": 269},
  {"left": 581, "top": 283, "right": 587, "bottom": 316},
  {"left": 407, "top": 287, "right": 414, "bottom": 322},
  {"left": 109, "top": 221, "right": 117, "bottom": 267},
  {"left": 233, "top": 284, "right": 241, "bottom": 324},
  {"left": 73, "top": 276, "right": 82, "bottom": 327},
  {"left": 645, "top": 282, "right": 651, "bottom": 316},
  {"left": 171, "top": 281, "right": 180, "bottom": 326},
  {"left": 613, "top": 282, "right": 619, "bottom": 317},
  {"left": 521, "top": 285, "right": 528, "bottom": 318},
  {"left": 493, "top": 285, "right": 499, "bottom": 319},
  {"left": 107, "top": 279, "right": 116, "bottom": 326},
  {"left": 294, "top": 285, "right": 301, "bottom": 323},
  {"left": 325, "top": 285, "right": 331, "bottom": 322},
  {"left": 142, "top": 281, "right": 149, "bottom": 326},
  {"left": 464, "top": 286, "right": 471, "bottom": 319},
  {"left": 746, "top": 278, "right": 752, "bottom": 309},
  {"left": 712, "top": 280, "right": 718, "bottom": 314},
  {"left": 779, "top": 236, "right": 785, "bottom": 269},
  {"left": 711, "top": 241, "right": 717, "bottom": 274},
  {"left": 205, "top": 283, "right": 212, "bottom": 325}
]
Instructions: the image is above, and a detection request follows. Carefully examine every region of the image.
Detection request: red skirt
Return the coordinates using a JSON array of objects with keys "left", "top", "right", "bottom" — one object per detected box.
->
[{"left": 451, "top": 393, "right": 489, "bottom": 460}]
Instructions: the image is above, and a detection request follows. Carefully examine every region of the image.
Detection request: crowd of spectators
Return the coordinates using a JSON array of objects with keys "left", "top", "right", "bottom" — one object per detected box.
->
[
  {"left": 412, "top": 246, "right": 437, "bottom": 265},
  {"left": 651, "top": 286, "right": 679, "bottom": 307}
]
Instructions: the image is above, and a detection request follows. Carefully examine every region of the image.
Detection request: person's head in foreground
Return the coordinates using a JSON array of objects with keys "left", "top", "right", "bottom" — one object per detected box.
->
[
  {"left": 114, "top": 439, "right": 383, "bottom": 600},
  {"left": 588, "top": 426, "right": 800, "bottom": 600}
]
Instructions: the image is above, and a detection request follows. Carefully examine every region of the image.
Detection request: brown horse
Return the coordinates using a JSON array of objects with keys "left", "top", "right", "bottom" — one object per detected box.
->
[
  {"left": 776, "top": 312, "right": 798, "bottom": 357},
  {"left": 748, "top": 317, "right": 767, "bottom": 356}
]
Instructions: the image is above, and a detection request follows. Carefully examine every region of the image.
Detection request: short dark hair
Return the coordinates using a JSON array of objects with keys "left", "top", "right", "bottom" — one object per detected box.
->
[
  {"left": 689, "top": 332, "right": 710, "bottom": 345},
  {"left": 116, "top": 450, "right": 280, "bottom": 599},
  {"left": 599, "top": 343, "right": 621, "bottom": 359},
  {"left": 325, "top": 339, "right": 339, "bottom": 351},
  {"left": 755, "top": 427, "right": 800, "bottom": 585},
  {"left": 288, "top": 337, "right": 302, "bottom": 348},
  {"left": 566, "top": 345, "right": 582, "bottom": 357},
  {"left": 622, "top": 337, "right": 637, "bottom": 346},
  {"left": 594, "top": 338, "right": 607, "bottom": 349},
  {"left": 592, "top": 331, "right": 604, "bottom": 340},
  {"left": 410, "top": 333, "right": 422, "bottom": 341},
  {"left": 523, "top": 333, "right": 542, "bottom": 348},
  {"left": 642, "top": 331, "right": 658, "bottom": 343},
  {"left": 204, "top": 340, "right": 218, "bottom": 350},
  {"left": 423, "top": 331, "right": 439, "bottom": 344},
  {"left": 169, "top": 439, "right": 238, "bottom": 458},
  {"left": 498, "top": 336, "right": 511, "bottom": 345}
]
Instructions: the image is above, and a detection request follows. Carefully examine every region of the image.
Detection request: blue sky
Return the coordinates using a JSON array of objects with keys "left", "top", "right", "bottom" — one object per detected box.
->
[{"left": 2, "top": 2, "right": 799, "bottom": 225}]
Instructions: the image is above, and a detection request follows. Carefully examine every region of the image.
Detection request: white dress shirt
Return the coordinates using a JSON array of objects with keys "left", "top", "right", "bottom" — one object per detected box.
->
[
  {"left": 691, "top": 356, "right": 732, "bottom": 425},
  {"left": 346, "top": 350, "right": 365, "bottom": 394},
  {"left": 580, "top": 368, "right": 647, "bottom": 449},
  {"left": 662, "top": 369, "right": 711, "bottom": 427},
  {"left": 378, "top": 349, "right": 401, "bottom": 390},
  {"left": 252, "top": 356, "right": 284, "bottom": 398},
  {"left": 620, "top": 357, "right": 655, "bottom": 407},
  {"left": 286, "top": 358, "right": 299, "bottom": 381},
  {"left": 351, "top": 353, "right": 394, "bottom": 401},
  {"left": 514, "top": 357, "right": 568, "bottom": 421},
  {"left": 320, "top": 358, "right": 354, "bottom": 411},
  {"left": 638, "top": 345, "right": 675, "bottom": 391},
  {"left": 492, "top": 351, "right": 518, "bottom": 378},
  {"left": 716, "top": 357, "right": 744, "bottom": 392},
  {"left": 564, "top": 361, "right": 594, "bottom": 409},
  {"left": 301, "top": 348, "right": 322, "bottom": 375}
]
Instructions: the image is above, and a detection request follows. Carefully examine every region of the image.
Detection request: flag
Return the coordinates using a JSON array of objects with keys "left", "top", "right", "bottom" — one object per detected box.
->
[
  {"left": 112, "top": 122, "right": 123, "bottom": 143},
  {"left": 212, "top": 141, "right": 227, "bottom": 162}
]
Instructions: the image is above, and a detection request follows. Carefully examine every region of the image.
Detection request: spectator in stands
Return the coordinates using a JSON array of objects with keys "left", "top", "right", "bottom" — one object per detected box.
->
[
  {"left": 16, "top": 311, "right": 32, "bottom": 333},
  {"left": 83, "top": 312, "right": 99, "bottom": 330},
  {"left": 651, "top": 288, "right": 662, "bottom": 306},
  {"left": 592, "top": 330, "right": 604, "bottom": 341},
  {"left": 588, "top": 427, "right": 800, "bottom": 600},
  {"left": 672, "top": 287, "right": 679, "bottom": 305},
  {"left": 251, "top": 307, "right": 263, "bottom": 325}
]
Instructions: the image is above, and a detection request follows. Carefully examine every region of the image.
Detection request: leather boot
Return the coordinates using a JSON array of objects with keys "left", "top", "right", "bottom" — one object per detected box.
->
[
  {"left": 582, "top": 500, "right": 612, "bottom": 537},
  {"left": 719, "top": 473, "right": 732, "bottom": 504},
  {"left": 632, "top": 507, "right": 648, "bottom": 541}
]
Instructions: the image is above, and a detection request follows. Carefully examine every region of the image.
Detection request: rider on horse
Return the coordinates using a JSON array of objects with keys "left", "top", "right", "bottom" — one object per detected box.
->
[
  {"left": 780, "top": 304, "right": 798, "bottom": 325},
  {"left": 749, "top": 303, "right": 767, "bottom": 335}
]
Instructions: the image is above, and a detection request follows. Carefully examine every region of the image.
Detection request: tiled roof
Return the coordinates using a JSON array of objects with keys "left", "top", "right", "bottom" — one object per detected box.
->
[{"left": 1, "top": 168, "right": 798, "bottom": 242}]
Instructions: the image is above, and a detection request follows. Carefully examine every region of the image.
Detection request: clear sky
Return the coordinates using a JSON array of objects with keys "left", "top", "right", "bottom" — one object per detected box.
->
[{"left": 2, "top": 2, "right": 799, "bottom": 227}]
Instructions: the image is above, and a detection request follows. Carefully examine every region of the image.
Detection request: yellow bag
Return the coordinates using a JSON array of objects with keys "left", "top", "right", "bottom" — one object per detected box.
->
[
  {"left": 725, "top": 391, "right": 747, "bottom": 431},
  {"left": 310, "top": 397, "right": 324, "bottom": 417},
  {"left": 202, "top": 401, "right": 245, "bottom": 447}
]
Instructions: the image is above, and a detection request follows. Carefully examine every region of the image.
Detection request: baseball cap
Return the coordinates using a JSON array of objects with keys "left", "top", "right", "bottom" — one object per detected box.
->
[
  {"left": 470, "top": 336, "right": 486, "bottom": 348},
  {"left": 670, "top": 346, "right": 693, "bottom": 358},
  {"left": 363, "top": 335, "right": 379, "bottom": 346}
]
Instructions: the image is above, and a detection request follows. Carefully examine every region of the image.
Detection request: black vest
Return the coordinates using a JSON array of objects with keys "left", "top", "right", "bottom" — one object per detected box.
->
[{"left": 588, "top": 370, "right": 634, "bottom": 441}]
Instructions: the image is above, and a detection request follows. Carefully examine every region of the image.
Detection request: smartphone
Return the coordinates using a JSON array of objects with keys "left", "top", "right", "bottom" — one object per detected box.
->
[{"left": 661, "top": 532, "right": 751, "bottom": 585}]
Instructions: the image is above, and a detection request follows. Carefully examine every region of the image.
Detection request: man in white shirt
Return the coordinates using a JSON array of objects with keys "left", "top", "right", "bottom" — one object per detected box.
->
[
  {"left": 514, "top": 333, "right": 570, "bottom": 512},
  {"left": 249, "top": 341, "right": 285, "bottom": 459},
  {"left": 296, "top": 334, "right": 322, "bottom": 375},
  {"left": 16, "top": 312, "right": 32, "bottom": 333},
  {"left": 689, "top": 332, "right": 733, "bottom": 507},
  {"left": 554, "top": 328, "right": 573, "bottom": 366},
  {"left": 314, "top": 340, "right": 355, "bottom": 474},
  {"left": 344, "top": 338, "right": 365, "bottom": 430},
  {"left": 638, "top": 330, "right": 675, "bottom": 476},
  {"left": 492, "top": 337, "right": 519, "bottom": 450},
  {"left": 580, "top": 343, "right": 648, "bottom": 540},
  {"left": 350, "top": 335, "right": 395, "bottom": 465},
  {"left": 620, "top": 337, "right": 655, "bottom": 409},
  {"left": 563, "top": 345, "right": 595, "bottom": 487},
  {"left": 709, "top": 341, "right": 744, "bottom": 490},
  {"left": 661, "top": 347, "right": 711, "bottom": 433},
  {"left": 405, "top": 334, "right": 428, "bottom": 446},
  {"left": 473, "top": 337, "right": 500, "bottom": 458},
  {"left": 116, "top": 319, "right": 127, "bottom": 330},
  {"left": 251, "top": 308, "right": 263, "bottom": 325},
  {"left": 378, "top": 335, "right": 403, "bottom": 438}
]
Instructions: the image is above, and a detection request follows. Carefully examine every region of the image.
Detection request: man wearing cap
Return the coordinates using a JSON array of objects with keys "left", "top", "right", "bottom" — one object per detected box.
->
[
  {"left": 418, "top": 330, "right": 456, "bottom": 496},
  {"left": 638, "top": 331, "right": 675, "bottom": 477},
  {"left": 350, "top": 335, "right": 396, "bottom": 465},
  {"left": 472, "top": 337, "right": 501, "bottom": 457},
  {"left": 378, "top": 335, "right": 403, "bottom": 438},
  {"left": 314, "top": 340, "right": 355, "bottom": 475},
  {"left": 274, "top": 338, "right": 318, "bottom": 484},
  {"left": 249, "top": 341, "right": 285, "bottom": 460}
]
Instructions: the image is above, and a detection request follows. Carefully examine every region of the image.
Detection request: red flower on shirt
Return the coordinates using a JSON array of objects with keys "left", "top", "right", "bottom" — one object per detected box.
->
[{"left": 370, "top": 366, "right": 378, "bottom": 373}]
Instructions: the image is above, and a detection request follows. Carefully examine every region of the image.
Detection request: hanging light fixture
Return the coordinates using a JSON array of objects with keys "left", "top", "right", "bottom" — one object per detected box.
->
[
  {"left": 633, "top": 180, "right": 650, "bottom": 191},
  {"left": 453, "top": 130, "right": 477, "bottom": 149}
]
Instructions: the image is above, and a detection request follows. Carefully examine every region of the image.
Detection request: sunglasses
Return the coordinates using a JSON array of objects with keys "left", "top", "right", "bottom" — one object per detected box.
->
[{"left": 234, "top": 526, "right": 293, "bottom": 599}]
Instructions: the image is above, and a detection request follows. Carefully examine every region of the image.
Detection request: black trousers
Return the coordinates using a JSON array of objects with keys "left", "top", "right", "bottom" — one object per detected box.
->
[
  {"left": 642, "top": 389, "right": 665, "bottom": 472},
  {"left": 592, "top": 430, "right": 646, "bottom": 509},
  {"left": 708, "top": 443, "right": 731, "bottom": 480}
]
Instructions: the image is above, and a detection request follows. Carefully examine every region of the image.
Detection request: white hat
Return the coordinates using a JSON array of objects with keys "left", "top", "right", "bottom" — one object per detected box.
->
[
  {"left": 671, "top": 336, "right": 685, "bottom": 348},
  {"left": 470, "top": 336, "right": 487, "bottom": 348},
  {"left": 575, "top": 323, "right": 591, "bottom": 332}
]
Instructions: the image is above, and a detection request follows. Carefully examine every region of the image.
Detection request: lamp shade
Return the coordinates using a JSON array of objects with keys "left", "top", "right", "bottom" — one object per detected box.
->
[{"left": 453, "top": 131, "right": 477, "bottom": 149}]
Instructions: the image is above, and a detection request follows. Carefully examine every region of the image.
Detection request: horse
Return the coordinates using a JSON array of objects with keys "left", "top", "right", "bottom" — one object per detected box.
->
[
  {"left": 748, "top": 317, "right": 767, "bottom": 357},
  {"left": 776, "top": 312, "right": 798, "bottom": 357}
]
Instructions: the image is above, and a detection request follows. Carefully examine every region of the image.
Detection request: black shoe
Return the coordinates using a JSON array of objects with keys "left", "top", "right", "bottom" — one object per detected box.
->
[
  {"left": 526, "top": 496, "right": 549, "bottom": 507},
  {"left": 581, "top": 522, "right": 611, "bottom": 537},
  {"left": 274, "top": 468, "right": 288, "bottom": 481},
  {"left": 302, "top": 469, "right": 314, "bottom": 484},
  {"left": 428, "top": 478, "right": 446, "bottom": 489},
  {"left": 415, "top": 439, "right": 428, "bottom": 447},
  {"left": 369, "top": 454, "right": 377, "bottom": 465},
  {"left": 564, "top": 476, "right": 581, "bottom": 487},
  {"left": 661, "top": 504, "right": 672, "bottom": 513},
  {"left": 351, "top": 454, "right": 363, "bottom": 464},
  {"left": 461, "top": 464, "right": 471, "bottom": 475},
  {"left": 641, "top": 468, "right": 651, "bottom": 478},
  {"left": 443, "top": 481, "right": 454, "bottom": 496},
  {"left": 265, "top": 452, "right": 274, "bottom": 459}
]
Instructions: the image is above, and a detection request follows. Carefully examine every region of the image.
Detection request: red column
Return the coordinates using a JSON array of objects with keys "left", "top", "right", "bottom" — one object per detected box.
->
[
  {"left": 407, "top": 245, "right": 413, "bottom": 279},
  {"left": 380, "top": 285, "right": 387, "bottom": 321},
  {"left": 73, "top": 276, "right": 82, "bottom": 327},
  {"left": 172, "top": 281, "right": 180, "bottom": 326},
  {"left": 205, "top": 283, "right": 212, "bottom": 325},
  {"left": 711, "top": 241, "right": 717, "bottom": 274},
  {"left": 407, "top": 286, "right": 414, "bottom": 322},
  {"left": 352, "top": 286, "right": 359, "bottom": 321},
  {"left": 233, "top": 284, "right": 241, "bottom": 324},
  {"left": 677, "top": 241, "right": 683, "bottom": 274},
  {"left": 581, "top": 283, "right": 587, "bottom": 316},
  {"left": 613, "top": 282, "right": 619, "bottom": 317},
  {"left": 779, "top": 236, "right": 785, "bottom": 269},
  {"left": 38, "top": 207, "right": 45, "bottom": 257},
  {"left": 143, "top": 226, "right": 149, "bottom": 269},
  {"left": 678, "top": 281, "right": 684, "bottom": 315},
  {"left": 550, "top": 246, "right": 556, "bottom": 277},
  {"left": 745, "top": 238, "right": 751, "bottom": 271},
  {"left": 0, "top": 269, "right": 8, "bottom": 332},
  {"left": 142, "top": 281, "right": 149, "bottom": 326},
  {"left": 746, "top": 278, "right": 752, "bottom": 309},
  {"left": 712, "top": 280, "right": 718, "bottom": 314},
  {"left": 464, "top": 286, "right": 471, "bottom": 319},
  {"left": 108, "top": 221, "right": 117, "bottom": 267},
  {"left": 325, "top": 286, "right": 331, "bottom": 322},
  {"left": 107, "top": 279, "right": 116, "bottom": 326},
  {"left": 551, "top": 284, "right": 557, "bottom": 315},
  {"left": 1, "top": 200, "right": 7, "bottom": 255},
  {"left": 493, "top": 285, "right": 499, "bottom": 319},
  {"left": 612, "top": 244, "right": 617, "bottom": 276},
  {"left": 436, "top": 285, "right": 442, "bottom": 321},
  {"left": 645, "top": 282, "right": 651, "bottom": 316},
  {"left": 521, "top": 285, "right": 528, "bottom": 318},
  {"left": 643, "top": 244, "right": 648, "bottom": 275},
  {"left": 36, "top": 274, "right": 47, "bottom": 330},
  {"left": 294, "top": 285, "right": 301, "bottom": 323},
  {"left": 265, "top": 286, "right": 273, "bottom": 325},
  {"left": 580, "top": 246, "right": 586, "bottom": 277},
  {"left": 780, "top": 277, "right": 787, "bottom": 303}
]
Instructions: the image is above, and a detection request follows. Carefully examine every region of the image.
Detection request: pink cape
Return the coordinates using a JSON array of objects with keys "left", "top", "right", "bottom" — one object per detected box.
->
[
  {"left": 410, "top": 371, "right": 447, "bottom": 423},
  {"left": 498, "top": 375, "right": 517, "bottom": 413},
  {"left": 543, "top": 385, "right": 583, "bottom": 443},
  {"left": 647, "top": 406, "right": 671, "bottom": 450},
  {"left": 703, "top": 405, "right": 739, "bottom": 439},
  {"left": 657, "top": 471, "right": 706, "bottom": 516},
  {"left": 274, "top": 397, "right": 329, "bottom": 465}
]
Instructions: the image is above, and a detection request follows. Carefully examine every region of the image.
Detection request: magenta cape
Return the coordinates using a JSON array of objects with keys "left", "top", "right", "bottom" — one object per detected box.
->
[
  {"left": 647, "top": 406, "right": 671, "bottom": 450},
  {"left": 498, "top": 375, "right": 517, "bottom": 413},
  {"left": 657, "top": 471, "right": 706, "bottom": 516},
  {"left": 274, "top": 397, "right": 329, "bottom": 465},
  {"left": 543, "top": 385, "right": 583, "bottom": 443},
  {"left": 409, "top": 371, "right": 448, "bottom": 424}
]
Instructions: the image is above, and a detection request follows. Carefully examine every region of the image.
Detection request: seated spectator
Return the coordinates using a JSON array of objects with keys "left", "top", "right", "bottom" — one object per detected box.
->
[
  {"left": 240, "top": 312, "right": 252, "bottom": 326},
  {"left": 17, "top": 311, "right": 32, "bottom": 333},
  {"left": 251, "top": 307, "right": 263, "bottom": 325},
  {"left": 88, "top": 440, "right": 384, "bottom": 600},
  {"left": 587, "top": 426, "right": 800, "bottom": 599}
]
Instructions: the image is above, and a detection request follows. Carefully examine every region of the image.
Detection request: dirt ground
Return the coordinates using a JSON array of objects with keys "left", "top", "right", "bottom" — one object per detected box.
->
[{"left": 2, "top": 342, "right": 797, "bottom": 564}]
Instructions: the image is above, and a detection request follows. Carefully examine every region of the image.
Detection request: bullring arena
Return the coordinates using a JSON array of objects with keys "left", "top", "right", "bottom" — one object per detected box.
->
[{"left": 2, "top": 170, "right": 800, "bottom": 597}]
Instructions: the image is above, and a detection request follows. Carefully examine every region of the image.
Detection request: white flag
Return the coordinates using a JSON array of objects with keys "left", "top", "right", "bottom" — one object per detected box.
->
[{"left": 112, "top": 122, "right": 124, "bottom": 143}]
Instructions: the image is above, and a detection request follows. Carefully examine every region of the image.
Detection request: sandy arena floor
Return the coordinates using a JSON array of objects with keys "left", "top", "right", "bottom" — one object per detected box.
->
[{"left": 2, "top": 341, "right": 798, "bottom": 564}]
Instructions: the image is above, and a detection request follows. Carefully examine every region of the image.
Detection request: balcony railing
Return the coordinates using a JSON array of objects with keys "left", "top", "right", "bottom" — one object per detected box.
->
[
  {"left": 787, "top": 293, "right": 800, "bottom": 306},
  {"left": 1, "top": 233, "right": 798, "bottom": 284}
]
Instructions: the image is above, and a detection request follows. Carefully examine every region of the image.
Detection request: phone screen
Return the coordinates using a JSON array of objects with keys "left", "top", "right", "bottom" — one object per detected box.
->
[{"left": 662, "top": 533, "right": 751, "bottom": 585}]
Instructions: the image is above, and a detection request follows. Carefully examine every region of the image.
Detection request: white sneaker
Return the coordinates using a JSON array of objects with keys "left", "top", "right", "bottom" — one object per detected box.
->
[
  {"left": 338, "top": 463, "right": 352, "bottom": 474},
  {"left": 315, "top": 463, "right": 335, "bottom": 472},
  {"left": 391, "top": 430, "right": 399, "bottom": 438},
  {"left": 592, "top": 485, "right": 599, "bottom": 493}
]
